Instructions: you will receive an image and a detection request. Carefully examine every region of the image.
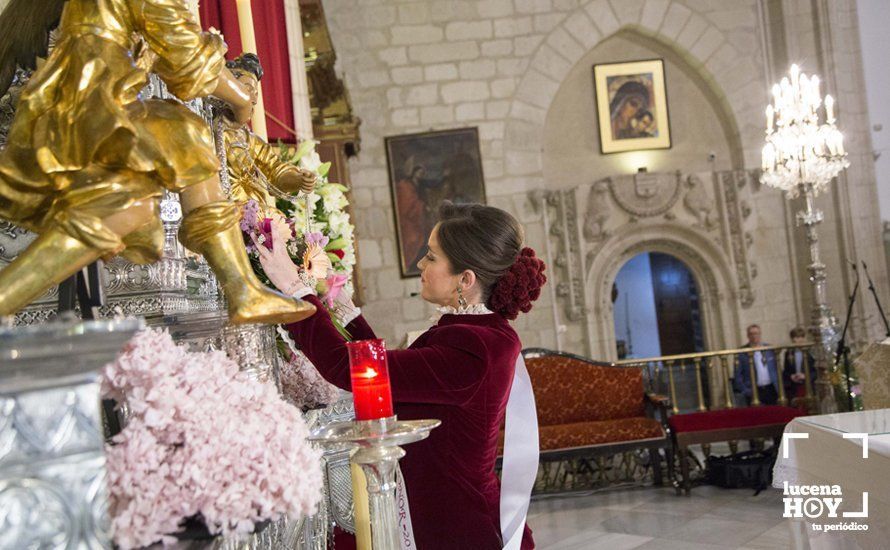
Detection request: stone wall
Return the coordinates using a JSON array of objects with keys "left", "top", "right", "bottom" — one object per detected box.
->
[{"left": 324, "top": 0, "right": 889, "bottom": 357}]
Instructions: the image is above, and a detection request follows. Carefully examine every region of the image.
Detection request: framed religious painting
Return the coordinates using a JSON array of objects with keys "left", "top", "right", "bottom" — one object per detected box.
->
[
  {"left": 593, "top": 59, "right": 671, "bottom": 154},
  {"left": 385, "top": 127, "right": 486, "bottom": 278}
]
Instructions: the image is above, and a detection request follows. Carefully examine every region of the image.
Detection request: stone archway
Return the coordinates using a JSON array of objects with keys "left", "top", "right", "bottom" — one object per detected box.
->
[
  {"left": 585, "top": 221, "right": 740, "bottom": 362},
  {"left": 613, "top": 251, "right": 705, "bottom": 358},
  {"left": 585, "top": 220, "right": 742, "bottom": 408}
]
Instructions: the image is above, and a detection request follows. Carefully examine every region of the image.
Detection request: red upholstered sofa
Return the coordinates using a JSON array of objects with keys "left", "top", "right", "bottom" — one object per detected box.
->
[
  {"left": 669, "top": 405, "right": 802, "bottom": 495},
  {"left": 501, "top": 348, "right": 671, "bottom": 492}
]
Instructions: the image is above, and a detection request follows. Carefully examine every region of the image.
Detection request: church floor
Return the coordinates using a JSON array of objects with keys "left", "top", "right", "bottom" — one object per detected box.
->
[{"left": 528, "top": 484, "right": 792, "bottom": 549}]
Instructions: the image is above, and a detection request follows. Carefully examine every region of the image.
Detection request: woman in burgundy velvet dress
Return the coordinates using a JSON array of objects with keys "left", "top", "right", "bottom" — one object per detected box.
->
[{"left": 257, "top": 203, "right": 545, "bottom": 549}]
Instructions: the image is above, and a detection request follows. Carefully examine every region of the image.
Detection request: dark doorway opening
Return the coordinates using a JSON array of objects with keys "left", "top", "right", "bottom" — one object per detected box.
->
[{"left": 613, "top": 252, "right": 705, "bottom": 359}]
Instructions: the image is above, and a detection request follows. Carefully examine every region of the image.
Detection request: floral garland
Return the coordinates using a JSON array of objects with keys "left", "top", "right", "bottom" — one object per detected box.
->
[
  {"left": 102, "top": 329, "right": 323, "bottom": 549},
  {"left": 239, "top": 140, "right": 353, "bottom": 406},
  {"left": 240, "top": 140, "right": 356, "bottom": 308}
]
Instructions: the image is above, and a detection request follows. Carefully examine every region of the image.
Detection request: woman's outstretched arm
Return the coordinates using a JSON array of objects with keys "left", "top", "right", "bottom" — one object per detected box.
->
[
  {"left": 288, "top": 295, "right": 489, "bottom": 406},
  {"left": 253, "top": 227, "right": 487, "bottom": 404}
]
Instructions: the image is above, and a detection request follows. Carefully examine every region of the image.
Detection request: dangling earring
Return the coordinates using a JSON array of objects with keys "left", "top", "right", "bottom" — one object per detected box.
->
[{"left": 457, "top": 285, "right": 468, "bottom": 308}]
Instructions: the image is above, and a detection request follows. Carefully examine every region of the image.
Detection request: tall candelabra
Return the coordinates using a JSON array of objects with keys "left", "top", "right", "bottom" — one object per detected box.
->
[{"left": 761, "top": 64, "right": 850, "bottom": 413}]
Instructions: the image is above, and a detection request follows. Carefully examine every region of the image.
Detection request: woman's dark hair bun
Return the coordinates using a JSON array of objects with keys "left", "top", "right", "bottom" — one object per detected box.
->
[
  {"left": 436, "top": 203, "right": 546, "bottom": 320},
  {"left": 487, "top": 247, "right": 547, "bottom": 320}
]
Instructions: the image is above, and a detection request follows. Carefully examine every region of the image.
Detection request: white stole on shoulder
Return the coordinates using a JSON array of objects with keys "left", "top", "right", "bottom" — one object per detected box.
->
[{"left": 500, "top": 353, "right": 539, "bottom": 549}]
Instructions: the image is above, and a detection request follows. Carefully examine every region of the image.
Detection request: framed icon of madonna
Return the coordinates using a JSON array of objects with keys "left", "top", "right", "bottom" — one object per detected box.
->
[{"left": 593, "top": 59, "right": 671, "bottom": 154}]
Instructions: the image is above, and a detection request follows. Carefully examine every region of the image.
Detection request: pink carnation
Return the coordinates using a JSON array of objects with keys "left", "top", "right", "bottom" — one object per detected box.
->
[{"left": 321, "top": 273, "right": 349, "bottom": 308}]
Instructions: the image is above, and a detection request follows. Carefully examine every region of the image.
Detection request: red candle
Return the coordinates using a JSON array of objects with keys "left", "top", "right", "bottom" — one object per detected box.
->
[{"left": 347, "top": 339, "right": 394, "bottom": 421}]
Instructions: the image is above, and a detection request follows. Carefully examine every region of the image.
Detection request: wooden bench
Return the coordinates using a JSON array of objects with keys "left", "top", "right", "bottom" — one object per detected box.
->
[
  {"left": 501, "top": 348, "right": 672, "bottom": 493},
  {"left": 669, "top": 405, "right": 802, "bottom": 495}
]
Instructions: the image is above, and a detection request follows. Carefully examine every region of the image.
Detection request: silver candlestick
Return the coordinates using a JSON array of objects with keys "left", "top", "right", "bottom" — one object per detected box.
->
[{"left": 308, "top": 416, "right": 439, "bottom": 550}]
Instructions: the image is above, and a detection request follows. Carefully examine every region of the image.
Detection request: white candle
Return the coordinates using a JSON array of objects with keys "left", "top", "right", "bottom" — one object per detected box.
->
[
  {"left": 762, "top": 143, "right": 774, "bottom": 171},
  {"left": 235, "top": 0, "right": 268, "bottom": 140},
  {"left": 236, "top": 0, "right": 258, "bottom": 53},
  {"left": 825, "top": 132, "right": 837, "bottom": 156},
  {"left": 351, "top": 463, "right": 372, "bottom": 550},
  {"left": 798, "top": 74, "right": 811, "bottom": 111},
  {"left": 780, "top": 77, "right": 791, "bottom": 107},
  {"left": 824, "top": 94, "right": 835, "bottom": 124},
  {"left": 811, "top": 75, "right": 820, "bottom": 104}
]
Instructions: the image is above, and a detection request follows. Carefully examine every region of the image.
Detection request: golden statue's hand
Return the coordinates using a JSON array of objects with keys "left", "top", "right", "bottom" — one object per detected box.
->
[
  {"left": 297, "top": 167, "right": 317, "bottom": 194},
  {"left": 276, "top": 167, "right": 317, "bottom": 195}
]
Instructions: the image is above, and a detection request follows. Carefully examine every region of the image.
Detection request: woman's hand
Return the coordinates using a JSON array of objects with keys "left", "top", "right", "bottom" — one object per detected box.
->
[
  {"left": 251, "top": 228, "right": 310, "bottom": 296},
  {"left": 328, "top": 285, "right": 362, "bottom": 325},
  {"left": 332, "top": 286, "right": 353, "bottom": 307}
]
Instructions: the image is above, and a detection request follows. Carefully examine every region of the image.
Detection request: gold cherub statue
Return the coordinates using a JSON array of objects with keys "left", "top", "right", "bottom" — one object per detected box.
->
[
  {"left": 0, "top": 0, "right": 314, "bottom": 323},
  {"left": 222, "top": 53, "right": 317, "bottom": 213}
]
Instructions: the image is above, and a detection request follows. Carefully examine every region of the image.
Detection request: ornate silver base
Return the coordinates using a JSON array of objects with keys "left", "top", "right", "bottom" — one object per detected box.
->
[
  {"left": 0, "top": 318, "right": 143, "bottom": 549},
  {"left": 309, "top": 416, "right": 440, "bottom": 550}
]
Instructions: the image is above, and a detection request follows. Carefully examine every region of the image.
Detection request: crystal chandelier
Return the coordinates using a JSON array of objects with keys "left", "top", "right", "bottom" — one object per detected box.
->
[
  {"left": 761, "top": 64, "right": 849, "bottom": 197},
  {"left": 760, "top": 64, "right": 849, "bottom": 414}
]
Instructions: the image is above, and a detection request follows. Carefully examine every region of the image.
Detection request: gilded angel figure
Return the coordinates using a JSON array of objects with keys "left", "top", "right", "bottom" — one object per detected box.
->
[{"left": 0, "top": 0, "right": 313, "bottom": 323}]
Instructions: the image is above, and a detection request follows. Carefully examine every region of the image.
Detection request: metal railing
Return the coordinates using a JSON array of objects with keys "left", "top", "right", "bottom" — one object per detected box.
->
[{"left": 615, "top": 344, "right": 816, "bottom": 414}]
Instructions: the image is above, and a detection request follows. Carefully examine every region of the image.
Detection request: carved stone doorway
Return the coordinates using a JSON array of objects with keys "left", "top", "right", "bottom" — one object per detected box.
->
[
  {"left": 586, "top": 225, "right": 740, "bottom": 409},
  {"left": 588, "top": 223, "right": 739, "bottom": 363}
]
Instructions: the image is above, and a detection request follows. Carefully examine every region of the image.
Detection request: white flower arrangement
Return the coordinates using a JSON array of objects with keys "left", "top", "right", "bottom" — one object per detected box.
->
[
  {"left": 238, "top": 140, "right": 358, "bottom": 407},
  {"left": 282, "top": 140, "right": 357, "bottom": 288}
]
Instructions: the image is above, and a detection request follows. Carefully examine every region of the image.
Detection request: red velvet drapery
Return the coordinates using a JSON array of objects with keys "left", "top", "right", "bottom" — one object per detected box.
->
[{"left": 199, "top": 0, "right": 297, "bottom": 142}]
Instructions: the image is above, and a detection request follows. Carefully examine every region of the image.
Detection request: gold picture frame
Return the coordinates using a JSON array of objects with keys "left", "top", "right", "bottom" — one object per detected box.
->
[{"left": 593, "top": 59, "right": 671, "bottom": 154}]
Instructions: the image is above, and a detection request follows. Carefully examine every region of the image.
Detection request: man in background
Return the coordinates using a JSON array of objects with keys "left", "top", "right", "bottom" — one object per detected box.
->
[{"left": 734, "top": 324, "right": 781, "bottom": 405}]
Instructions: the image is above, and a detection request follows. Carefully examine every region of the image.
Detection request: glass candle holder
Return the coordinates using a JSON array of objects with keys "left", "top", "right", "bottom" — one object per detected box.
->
[{"left": 347, "top": 339, "right": 394, "bottom": 421}]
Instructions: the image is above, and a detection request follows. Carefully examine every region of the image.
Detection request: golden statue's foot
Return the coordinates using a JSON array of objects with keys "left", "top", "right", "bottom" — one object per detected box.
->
[
  {"left": 178, "top": 205, "right": 317, "bottom": 326},
  {"left": 228, "top": 287, "right": 316, "bottom": 325}
]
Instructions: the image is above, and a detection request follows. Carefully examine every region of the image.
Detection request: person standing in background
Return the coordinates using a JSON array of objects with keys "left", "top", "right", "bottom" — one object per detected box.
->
[
  {"left": 783, "top": 326, "right": 816, "bottom": 410},
  {"left": 734, "top": 324, "right": 781, "bottom": 405}
]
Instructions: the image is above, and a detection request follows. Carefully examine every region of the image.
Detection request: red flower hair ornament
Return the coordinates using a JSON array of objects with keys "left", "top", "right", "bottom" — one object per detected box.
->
[{"left": 487, "top": 247, "right": 547, "bottom": 320}]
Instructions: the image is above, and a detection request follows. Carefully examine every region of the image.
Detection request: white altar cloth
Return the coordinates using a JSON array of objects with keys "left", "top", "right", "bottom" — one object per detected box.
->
[{"left": 773, "top": 409, "right": 890, "bottom": 550}]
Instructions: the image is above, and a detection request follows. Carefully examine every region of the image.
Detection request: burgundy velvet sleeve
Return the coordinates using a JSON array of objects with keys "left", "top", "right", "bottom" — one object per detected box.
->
[
  {"left": 346, "top": 313, "right": 377, "bottom": 341},
  {"left": 287, "top": 296, "right": 489, "bottom": 405}
]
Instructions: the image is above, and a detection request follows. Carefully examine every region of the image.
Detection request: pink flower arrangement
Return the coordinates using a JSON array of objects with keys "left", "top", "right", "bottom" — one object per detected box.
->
[{"left": 102, "top": 329, "right": 323, "bottom": 549}]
